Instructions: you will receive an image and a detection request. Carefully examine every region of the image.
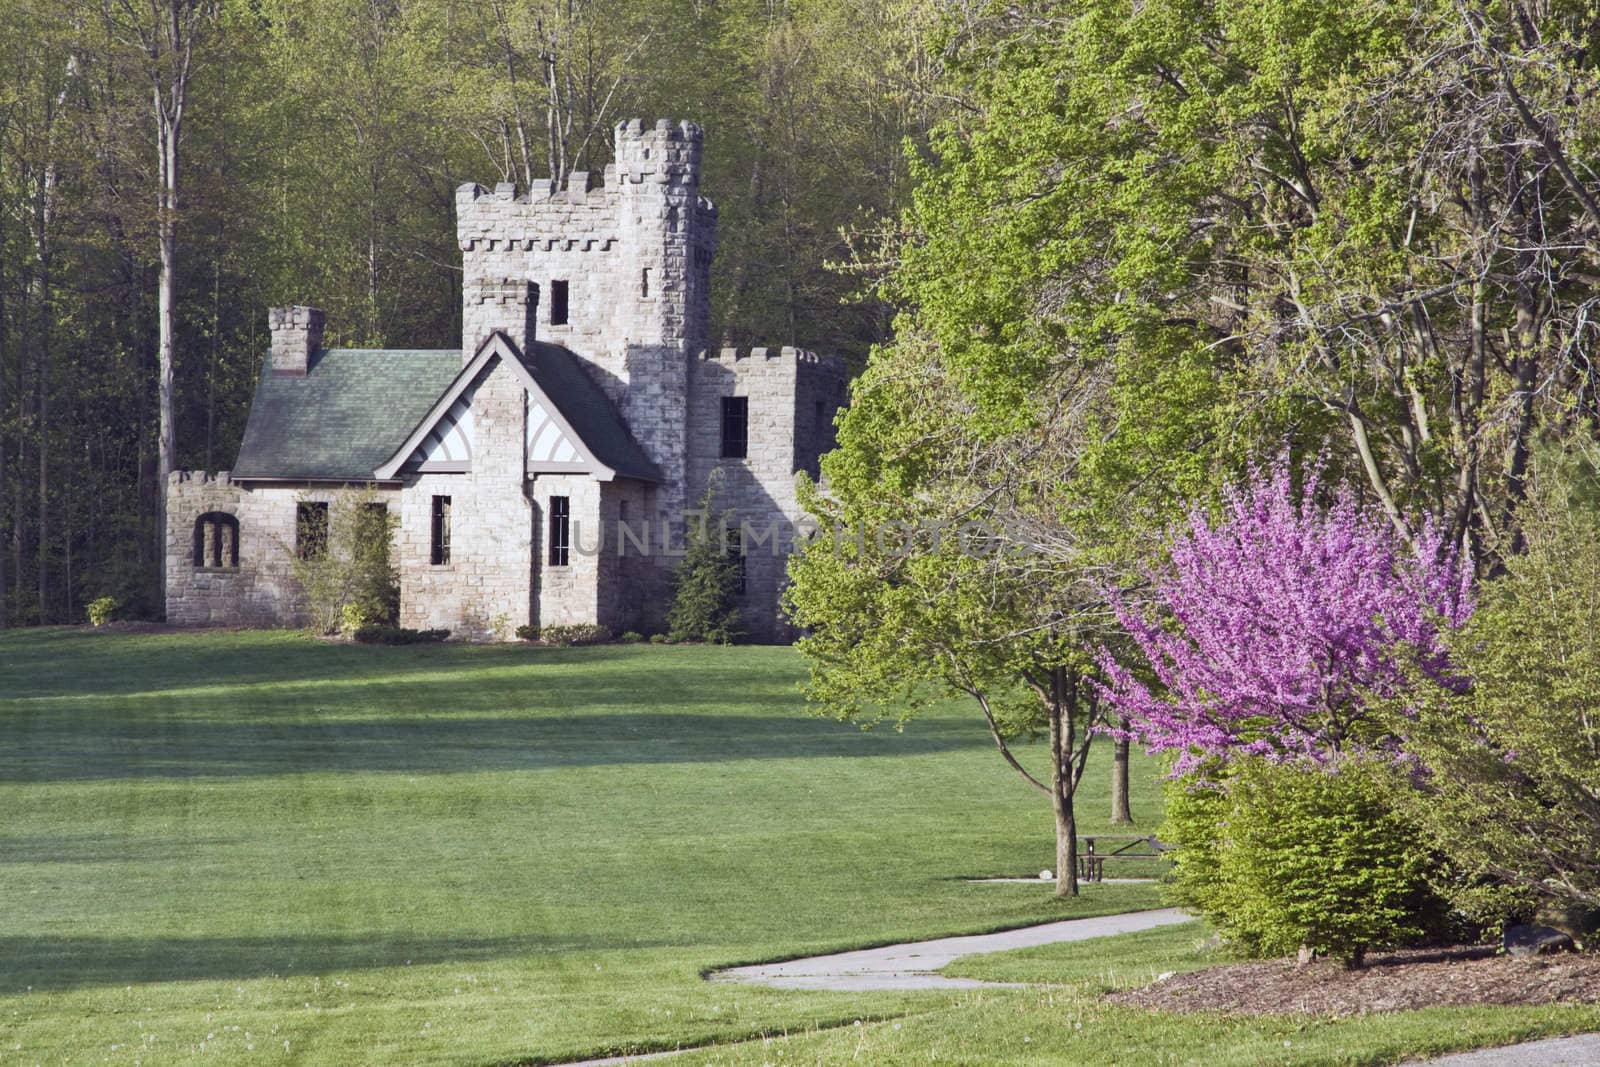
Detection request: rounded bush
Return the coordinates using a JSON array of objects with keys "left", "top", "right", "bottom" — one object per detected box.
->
[
  {"left": 1162, "top": 757, "right": 1448, "bottom": 965},
  {"left": 87, "top": 596, "right": 119, "bottom": 628}
]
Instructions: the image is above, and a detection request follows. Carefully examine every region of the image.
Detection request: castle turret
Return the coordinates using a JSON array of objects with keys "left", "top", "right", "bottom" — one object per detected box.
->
[{"left": 453, "top": 120, "right": 720, "bottom": 523}]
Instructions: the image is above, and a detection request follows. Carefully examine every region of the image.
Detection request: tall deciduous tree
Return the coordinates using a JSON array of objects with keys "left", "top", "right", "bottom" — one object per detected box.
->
[
  {"left": 99, "top": 0, "right": 214, "bottom": 605},
  {"left": 786, "top": 328, "right": 1119, "bottom": 898}
]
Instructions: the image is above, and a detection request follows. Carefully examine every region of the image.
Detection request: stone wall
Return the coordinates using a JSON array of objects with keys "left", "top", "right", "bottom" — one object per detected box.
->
[
  {"left": 687, "top": 347, "right": 846, "bottom": 641},
  {"left": 397, "top": 357, "right": 534, "bottom": 640},
  {"left": 166, "top": 472, "right": 406, "bottom": 627}
]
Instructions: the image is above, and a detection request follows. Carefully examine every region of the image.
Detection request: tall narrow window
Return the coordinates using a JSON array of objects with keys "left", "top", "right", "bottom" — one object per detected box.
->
[
  {"left": 641, "top": 268, "right": 651, "bottom": 298},
  {"left": 296, "top": 502, "right": 329, "bottom": 560},
  {"left": 550, "top": 279, "right": 569, "bottom": 325},
  {"left": 430, "top": 495, "right": 451, "bottom": 565},
  {"left": 549, "top": 496, "right": 571, "bottom": 567},
  {"left": 726, "top": 523, "right": 747, "bottom": 596},
  {"left": 720, "top": 396, "right": 748, "bottom": 459}
]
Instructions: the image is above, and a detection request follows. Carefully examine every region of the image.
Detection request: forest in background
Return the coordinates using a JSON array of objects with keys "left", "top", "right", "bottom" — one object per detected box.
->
[{"left": 0, "top": 0, "right": 944, "bottom": 624}]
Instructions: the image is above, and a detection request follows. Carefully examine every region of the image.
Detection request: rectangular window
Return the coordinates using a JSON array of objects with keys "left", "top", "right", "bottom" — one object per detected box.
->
[
  {"left": 430, "top": 495, "right": 451, "bottom": 565},
  {"left": 720, "top": 396, "right": 748, "bottom": 459},
  {"left": 550, "top": 279, "right": 569, "bottom": 325},
  {"left": 726, "top": 524, "right": 747, "bottom": 596},
  {"left": 549, "top": 495, "right": 570, "bottom": 567},
  {"left": 296, "top": 502, "right": 329, "bottom": 560},
  {"left": 641, "top": 268, "right": 651, "bottom": 298}
]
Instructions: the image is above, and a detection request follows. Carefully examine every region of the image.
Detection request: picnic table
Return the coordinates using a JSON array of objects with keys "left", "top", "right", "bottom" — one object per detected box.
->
[{"left": 1076, "top": 834, "right": 1175, "bottom": 882}]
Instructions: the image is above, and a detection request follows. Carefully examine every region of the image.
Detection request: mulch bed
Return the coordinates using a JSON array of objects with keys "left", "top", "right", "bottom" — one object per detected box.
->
[{"left": 1108, "top": 946, "right": 1600, "bottom": 1016}]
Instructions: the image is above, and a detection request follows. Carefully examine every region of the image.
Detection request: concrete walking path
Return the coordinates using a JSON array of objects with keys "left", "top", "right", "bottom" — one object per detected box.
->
[
  {"left": 1410, "top": 1033, "right": 1600, "bottom": 1065},
  {"left": 709, "top": 907, "right": 1193, "bottom": 991},
  {"left": 556, "top": 907, "right": 1192, "bottom": 1064}
]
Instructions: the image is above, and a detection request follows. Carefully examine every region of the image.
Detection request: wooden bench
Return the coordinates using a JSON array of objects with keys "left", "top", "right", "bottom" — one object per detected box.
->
[{"left": 1076, "top": 834, "right": 1175, "bottom": 882}]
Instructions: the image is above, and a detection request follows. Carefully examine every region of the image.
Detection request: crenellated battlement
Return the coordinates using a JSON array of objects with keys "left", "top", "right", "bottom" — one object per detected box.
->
[
  {"left": 169, "top": 470, "right": 237, "bottom": 486},
  {"left": 698, "top": 346, "right": 836, "bottom": 366}
]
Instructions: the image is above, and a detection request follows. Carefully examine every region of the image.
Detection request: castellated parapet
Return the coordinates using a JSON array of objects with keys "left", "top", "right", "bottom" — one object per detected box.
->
[{"left": 456, "top": 119, "right": 718, "bottom": 532}]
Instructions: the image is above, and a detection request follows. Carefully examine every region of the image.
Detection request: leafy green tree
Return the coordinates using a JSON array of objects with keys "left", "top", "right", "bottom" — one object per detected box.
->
[
  {"left": 787, "top": 327, "right": 1124, "bottom": 897},
  {"left": 667, "top": 479, "right": 742, "bottom": 644},
  {"left": 1391, "top": 449, "right": 1600, "bottom": 930}
]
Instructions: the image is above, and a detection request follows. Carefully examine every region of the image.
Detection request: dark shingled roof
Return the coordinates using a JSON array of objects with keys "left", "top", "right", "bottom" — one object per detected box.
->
[
  {"left": 233, "top": 340, "right": 661, "bottom": 484},
  {"left": 233, "top": 349, "right": 462, "bottom": 480},
  {"left": 518, "top": 341, "right": 661, "bottom": 482}
]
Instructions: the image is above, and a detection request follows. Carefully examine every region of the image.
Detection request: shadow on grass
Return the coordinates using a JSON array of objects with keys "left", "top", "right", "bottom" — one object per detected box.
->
[
  {"left": 0, "top": 931, "right": 620, "bottom": 992},
  {"left": 0, "top": 711, "right": 985, "bottom": 782},
  {"left": 0, "top": 627, "right": 725, "bottom": 700},
  {"left": 0, "top": 834, "right": 239, "bottom": 864}
]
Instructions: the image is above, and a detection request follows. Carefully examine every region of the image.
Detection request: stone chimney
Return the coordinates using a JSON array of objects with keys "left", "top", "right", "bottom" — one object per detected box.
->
[
  {"left": 464, "top": 277, "right": 537, "bottom": 362},
  {"left": 268, "top": 306, "right": 325, "bottom": 376}
]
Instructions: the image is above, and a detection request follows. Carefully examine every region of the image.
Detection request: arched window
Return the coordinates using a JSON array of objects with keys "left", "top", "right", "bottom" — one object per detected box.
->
[{"left": 192, "top": 512, "right": 240, "bottom": 569}]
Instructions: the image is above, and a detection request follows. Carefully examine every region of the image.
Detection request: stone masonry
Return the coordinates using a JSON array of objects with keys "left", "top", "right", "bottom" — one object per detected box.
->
[{"left": 166, "top": 118, "right": 844, "bottom": 642}]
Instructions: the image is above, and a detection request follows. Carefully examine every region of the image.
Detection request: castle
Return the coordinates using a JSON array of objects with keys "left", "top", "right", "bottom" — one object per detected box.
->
[{"left": 165, "top": 119, "right": 846, "bottom": 641}]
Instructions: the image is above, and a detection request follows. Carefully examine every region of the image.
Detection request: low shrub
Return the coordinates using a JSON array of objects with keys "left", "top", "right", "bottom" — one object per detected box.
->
[
  {"left": 648, "top": 633, "right": 668, "bottom": 644},
  {"left": 618, "top": 630, "right": 643, "bottom": 643},
  {"left": 351, "top": 625, "right": 450, "bottom": 645},
  {"left": 1162, "top": 757, "right": 1449, "bottom": 966},
  {"left": 539, "top": 624, "right": 612, "bottom": 646},
  {"left": 515, "top": 624, "right": 539, "bottom": 642},
  {"left": 86, "top": 596, "right": 119, "bottom": 628}
]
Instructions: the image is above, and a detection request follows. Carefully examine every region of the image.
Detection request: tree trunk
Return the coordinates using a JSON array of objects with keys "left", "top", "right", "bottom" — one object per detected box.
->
[
  {"left": 156, "top": 105, "right": 178, "bottom": 616},
  {"left": 1110, "top": 735, "right": 1133, "bottom": 825},
  {"left": 35, "top": 346, "right": 47, "bottom": 623},
  {"left": 0, "top": 141, "right": 7, "bottom": 631},
  {"left": 1049, "top": 666, "right": 1080, "bottom": 898}
]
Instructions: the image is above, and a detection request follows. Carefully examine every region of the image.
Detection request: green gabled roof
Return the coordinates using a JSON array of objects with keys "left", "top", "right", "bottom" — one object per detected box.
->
[
  {"left": 233, "top": 349, "right": 462, "bottom": 480},
  {"left": 520, "top": 342, "right": 661, "bottom": 483}
]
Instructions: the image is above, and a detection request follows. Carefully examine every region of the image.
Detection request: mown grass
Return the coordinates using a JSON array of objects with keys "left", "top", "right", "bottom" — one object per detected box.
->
[
  {"left": 0, "top": 628, "right": 1159, "bottom": 1065},
  {"left": 4, "top": 628, "right": 1595, "bottom": 1066}
]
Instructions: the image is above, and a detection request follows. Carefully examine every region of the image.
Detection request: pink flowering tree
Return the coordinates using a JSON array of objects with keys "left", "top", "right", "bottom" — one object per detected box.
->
[{"left": 1099, "top": 458, "right": 1473, "bottom": 773}]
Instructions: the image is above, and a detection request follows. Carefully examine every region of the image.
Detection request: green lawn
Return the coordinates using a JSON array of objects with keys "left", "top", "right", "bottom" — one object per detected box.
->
[
  {"left": 0, "top": 629, "right": 1158, "bottom": 1065},
  {"left": 3, "top": 629, "right": 1596, "bottom": 1066}
]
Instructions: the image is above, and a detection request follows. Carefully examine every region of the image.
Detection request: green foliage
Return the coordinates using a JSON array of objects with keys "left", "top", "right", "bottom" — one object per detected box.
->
[
  {"left": 1162, "top": 758, "right": 1447, "bottom": 965},
  {"left": 287, "top": 489, "right": 399, "bottom": 635},
  {"left": 538, "top": 624, "right": 612, "bottom": 647},
  {"left": 1390, "top": 450, "right": 1600, "bottom": 929},
  {"left": 648, "top": 633, "right": 668, "bottom": 644},
  {"left": 350, "top": 624, "right": 449, "bottom": 645},
  {"left": 618, "top": 630, "right": 643, "bottom": 643},
  {"left": 667, "top": 481, "right": 742, "bottom": 645},
  {"left": 515, "top": 624, "right": 539, "bottom": 642},
  {"left": 86, "top": 596, "right": 119, "bottom": 627}
]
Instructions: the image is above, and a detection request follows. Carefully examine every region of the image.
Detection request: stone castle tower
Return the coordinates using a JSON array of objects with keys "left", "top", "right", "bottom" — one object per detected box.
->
[
  {"left": 164, "top": 119, "right": 845, "bottom": 641},
  {"left": 456, "top": 119, "right": 718, "bottom": 523}
]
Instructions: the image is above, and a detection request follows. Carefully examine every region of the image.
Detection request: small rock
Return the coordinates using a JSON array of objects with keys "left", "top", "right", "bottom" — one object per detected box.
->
[
  {"left": 1156, "top": 971, "right": 1176, "bottom": 982},
  {"left": 1504, "top": 923, "right": 1576, "bottom": 958},
  {"left": 1039, "top": 869, "right": 1053, "bottom": 881}
]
